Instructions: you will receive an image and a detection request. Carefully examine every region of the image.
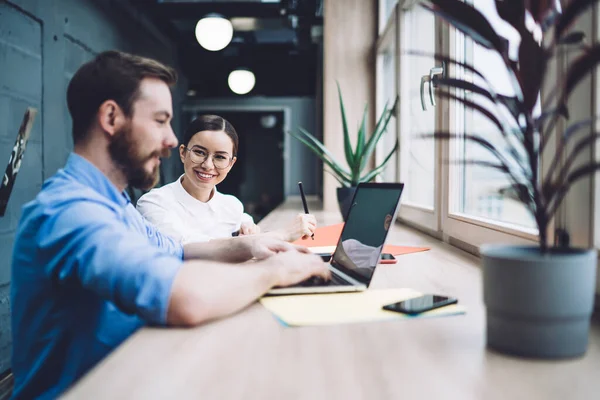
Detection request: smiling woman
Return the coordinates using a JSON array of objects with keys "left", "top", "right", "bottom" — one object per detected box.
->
[{"left": 136, "top": 114, "right": 316, "bottom": 243}]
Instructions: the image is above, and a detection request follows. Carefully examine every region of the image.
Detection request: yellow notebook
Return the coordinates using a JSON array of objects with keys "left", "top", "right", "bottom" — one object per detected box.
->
[{"left": 260, "top": 288, "right": 466, "bottom": 327}]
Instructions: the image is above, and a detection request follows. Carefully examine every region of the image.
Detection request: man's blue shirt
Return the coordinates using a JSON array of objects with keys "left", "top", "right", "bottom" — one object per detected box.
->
[{"left": 10, "top": 153, "right": 184, "bottom": 399}]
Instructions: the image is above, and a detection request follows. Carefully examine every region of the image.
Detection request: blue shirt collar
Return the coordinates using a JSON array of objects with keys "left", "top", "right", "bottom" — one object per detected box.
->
[{"left": 64, "top": 153, "right": 130, "bottom": 207}]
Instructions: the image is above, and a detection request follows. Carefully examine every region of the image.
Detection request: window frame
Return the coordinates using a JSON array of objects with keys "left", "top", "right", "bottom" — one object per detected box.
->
[
  {"left": 375, "top": 4, "right": 399, "bottom": 183},
  {"left": 394, "top": 0, "right": 441, "bottom": 232}
]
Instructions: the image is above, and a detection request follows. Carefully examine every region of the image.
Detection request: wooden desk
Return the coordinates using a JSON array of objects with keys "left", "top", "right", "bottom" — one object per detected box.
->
[{"left": 63, "top": 198, "right": 600, "bottom": 400}]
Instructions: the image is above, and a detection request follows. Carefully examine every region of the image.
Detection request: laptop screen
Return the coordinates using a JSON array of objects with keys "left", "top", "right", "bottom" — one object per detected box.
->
[{"left": 330, "top": 183, "right": 404, "bottom": 285}]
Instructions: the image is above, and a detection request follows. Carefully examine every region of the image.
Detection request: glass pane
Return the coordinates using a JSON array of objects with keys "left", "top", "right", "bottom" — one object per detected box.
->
[
  {"left": 376, "top": 37, "right": 397, "bottom": 182},
  {"left": 453, "top": 0, "right": 537, "bottom": 230},
  {"left": 400, "top": 8, "right": 435, "bottom": 208},
  {"left": 381, "top": 0, "right": 397, "bottom": 27}
]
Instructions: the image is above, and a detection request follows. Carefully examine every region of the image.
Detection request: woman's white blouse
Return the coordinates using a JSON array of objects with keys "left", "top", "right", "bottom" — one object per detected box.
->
[{"left": 136, "top": 175, "right": 254, "bottom": 244}]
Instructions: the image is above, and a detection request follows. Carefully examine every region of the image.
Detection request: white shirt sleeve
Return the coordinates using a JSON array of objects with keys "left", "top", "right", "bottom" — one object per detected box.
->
[{"left": 137, "top": 190, "right": 212, "bottom": 244}]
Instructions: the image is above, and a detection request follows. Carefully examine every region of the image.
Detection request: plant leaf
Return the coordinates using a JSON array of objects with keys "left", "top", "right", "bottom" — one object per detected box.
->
[
  {"left": 355, "top": 104, "right": 368, "bottom": 163},
  {"left": 436, "top": 77, "right": 524, "bottom": 127},
  {"left": 557, "top": 31, "right": 586, "bottom": 45},
  {"left": 337, "top": 82, "right": 355, "bottom": 168},
  {"left": 295, "top": 127, "right": 347, "bottom": 172},
  {"left": 435, "top": 77, "right": 496, "bottom": 103},
  {"left": 564, "top": 44, "right": 600, "bottom": 102},
  {"left": 435, "top": 91, "right": 508, "bottom": 139},
  {"left": 495, "top": 0, "right": 525, "bottom": 31},
  {"left": 420, "top": 131, "right": 525, "bottom": 187},
  {"left": 435, "top": 90, "right": 530, "bottom": 176},
  {"left": 519, "top": 29, "right": 547, "bottom": 113},
  {"left": 288, "top": 129, "right": 352, "bottom": 182},
  {"left": 324, "top": 168, "right": 349, "bottom": 187},
  {"left": 547, "top": 162, "right": 600, "bottom": 219},
  {"left": 498, "top": 183, "right": 534, "bottom": 205},
  {"left": 526, "top": 0, "right": 558, "bottom": 24},
  {"left": 543, "top": 119, "right": 600, "bottom": 191},
  {"left": 497, "top": 94, "right": 525, "bottom": 121},
  {"left": 359, "top": 96, "right": 398, "bottom": 173},
  {"left": 555, "top": 0, "right": 599, "bottom": 41},
  {"left": 449, "top": 159, "right": 509, "bottom": 172},
  {"left": 422, "top": 0, "right": 508, "bottom": 56},
  {"left": 545, "top": 132, "right": 600, "bottom": 199},
  {"left": 562, "top": 118, "right": 600, "bottom": 141},
  {"left": 360, "top": 139, "right": 399, "bottom": 182},
  {"left": 536, "top": 104, "right": 569, "bottom": 129}
]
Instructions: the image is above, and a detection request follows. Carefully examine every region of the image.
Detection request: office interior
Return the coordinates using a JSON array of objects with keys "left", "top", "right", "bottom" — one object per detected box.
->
[{"left": 1, "top": 0, "right": 600, "bottom": 398}]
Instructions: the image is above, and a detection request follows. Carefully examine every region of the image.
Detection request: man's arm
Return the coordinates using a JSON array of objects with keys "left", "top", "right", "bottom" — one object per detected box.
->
[
  {"left": 41, "top": 202, "right": 184, "bottom": 324},
  {"left": 182, "top": 234, "right": 299, "bottom": 263},
  {"left": 167, "top": 249, "right": 330, "bottom": 326},
  {"left": 43, "top": 202, "right": 328, "bottom": 327}
]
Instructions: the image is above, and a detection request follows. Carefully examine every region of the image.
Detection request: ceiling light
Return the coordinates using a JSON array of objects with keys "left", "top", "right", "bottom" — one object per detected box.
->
[
  {"left": 195, "top": 14, "right": 233, "bottom": 51},
  {"left": 260, "top": 114, "right": 277, "bottom": 129},
  {"left": 228, "top": 69, "right": 256, "bottom": 95}
]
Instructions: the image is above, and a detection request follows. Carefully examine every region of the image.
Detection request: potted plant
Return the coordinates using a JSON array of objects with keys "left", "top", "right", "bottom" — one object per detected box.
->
[
  {"left": 420, "top": 0, "right": 599, "bottom": 358},
  {"left": 288, "top": 83, "right": 399, "bottom": 218}
]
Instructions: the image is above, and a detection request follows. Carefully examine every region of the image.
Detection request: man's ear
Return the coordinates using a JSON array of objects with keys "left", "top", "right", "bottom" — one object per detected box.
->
[{"left": 97, "top": 100, "right": 126, "bottom": 137}]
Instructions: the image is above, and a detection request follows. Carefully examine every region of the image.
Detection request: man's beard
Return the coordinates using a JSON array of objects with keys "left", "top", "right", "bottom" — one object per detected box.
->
[{"left": 108, "top": 123, "right": 170, "bottom": 190}]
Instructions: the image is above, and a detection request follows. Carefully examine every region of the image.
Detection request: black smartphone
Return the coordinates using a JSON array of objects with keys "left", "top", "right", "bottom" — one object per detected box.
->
[
  {"left": 382, "top": 295, "right": 457, "bottom": 315},
  {"left": 380, "top": 253, "right": 396, "bottom": 264}
]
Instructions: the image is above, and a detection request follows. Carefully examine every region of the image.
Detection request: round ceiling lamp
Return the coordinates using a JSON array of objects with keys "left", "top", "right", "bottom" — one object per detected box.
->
[
  {"left": 195, "top": 14, "right": 233, "bottom": 51},
  {"left": 228, "top": 69, "right": 256, "bottom": 95}
]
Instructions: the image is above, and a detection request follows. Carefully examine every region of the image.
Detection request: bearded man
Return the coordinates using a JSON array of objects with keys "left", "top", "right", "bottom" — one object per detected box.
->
[{"left": 9, "top": 50, "right": 328, "bottom": 399}]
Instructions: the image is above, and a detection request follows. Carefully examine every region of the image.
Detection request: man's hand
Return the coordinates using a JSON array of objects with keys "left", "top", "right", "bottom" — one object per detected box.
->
[
  {"left": 246, "top": 236, "right": 309, "bottom": 260},
  {"left": 239, "top": 222, "right": 261, "bottom": 236},
  {"left": 262, "top": 250, "right": 330, "bottom": 287}
]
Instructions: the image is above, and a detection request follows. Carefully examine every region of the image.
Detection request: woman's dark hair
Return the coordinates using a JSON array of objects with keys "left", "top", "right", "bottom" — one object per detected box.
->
[
  {"left": 183, "top": 115, "right": 239, "bottom": 156},
  {"left": 67, "top": 50, "right": 177, "bottom": 144}
]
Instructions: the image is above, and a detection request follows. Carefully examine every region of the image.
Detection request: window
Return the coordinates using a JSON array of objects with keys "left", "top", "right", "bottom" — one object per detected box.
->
[
  {"left": 399, "top": 6, "right": 436, "bottom": 209},
  {"left": 375, "top": 0, "right": 540, "bottom": 245},
  {"left": 451, "top": 0, "right": 536, "bottom": 232},
  {"left": 379, "top": 0, "right": 398, "bottom": 33}
]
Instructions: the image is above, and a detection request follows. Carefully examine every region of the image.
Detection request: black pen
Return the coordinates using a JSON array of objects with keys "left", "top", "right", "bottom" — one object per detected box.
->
[{"left": 298, "top": 181, "right": 314, "bottom": 240}]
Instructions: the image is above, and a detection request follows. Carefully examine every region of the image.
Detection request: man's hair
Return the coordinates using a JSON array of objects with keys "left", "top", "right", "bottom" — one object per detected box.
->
[
  {"left": 183, "top": 115, "right": 239, "bottom": 156},
  {"left": 67, "top": 50, "right": 177, "bottom": 144}
]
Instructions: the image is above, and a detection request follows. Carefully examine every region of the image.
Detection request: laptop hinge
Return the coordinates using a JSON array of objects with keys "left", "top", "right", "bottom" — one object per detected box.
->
[{"left": 329, "top": 265, "right": 366, "bottom": 287}]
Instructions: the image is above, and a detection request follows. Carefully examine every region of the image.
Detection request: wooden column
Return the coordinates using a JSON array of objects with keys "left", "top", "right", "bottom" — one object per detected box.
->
[{"left": 322, "top": 0, "right": 377, "bottom": 211}]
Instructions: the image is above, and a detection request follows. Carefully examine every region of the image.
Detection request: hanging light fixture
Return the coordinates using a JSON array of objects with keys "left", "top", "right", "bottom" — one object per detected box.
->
[
  {"left": 228, "top": 69, "right": 256, "bottom": 95},
  {"left": 195, "top": 14, "right": 233, "bottom": 51}
]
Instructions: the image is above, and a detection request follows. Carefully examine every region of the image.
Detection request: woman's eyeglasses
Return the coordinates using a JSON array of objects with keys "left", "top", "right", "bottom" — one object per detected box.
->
[{"left": 184, "top": 147, "right": 233, "bottom": 170}]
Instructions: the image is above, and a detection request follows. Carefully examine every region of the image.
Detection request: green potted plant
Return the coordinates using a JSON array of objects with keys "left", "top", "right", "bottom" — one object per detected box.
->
[
  {"left": 420, "top": 0, "right": 599, "bottom": 358},
  {"left": 288, "top": 83, "right": 399, "bottom": 218}
]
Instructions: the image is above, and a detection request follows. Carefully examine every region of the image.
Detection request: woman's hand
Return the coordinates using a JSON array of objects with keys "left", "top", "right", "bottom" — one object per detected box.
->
[
  {"left": 239, "top": 222, "right": 261, "bottom": 236},
  {"left": 281, "top": 213, "right": 317, "bottom": 242}
]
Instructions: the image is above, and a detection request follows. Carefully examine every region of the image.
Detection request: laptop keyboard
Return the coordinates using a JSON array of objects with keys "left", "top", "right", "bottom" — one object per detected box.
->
[{"left": 295, "top": 272, "right": 351, "bottom": 287}]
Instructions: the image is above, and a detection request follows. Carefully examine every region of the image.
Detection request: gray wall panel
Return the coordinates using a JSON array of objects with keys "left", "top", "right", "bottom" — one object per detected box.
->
[{"left": 0, "top": 0, "right": 187, "bottom": 375}]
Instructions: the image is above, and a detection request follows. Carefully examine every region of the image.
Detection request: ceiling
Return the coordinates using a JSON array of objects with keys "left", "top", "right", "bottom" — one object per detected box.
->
[{"left": 128, "top": 0, "right": 323, "bottom": 98}]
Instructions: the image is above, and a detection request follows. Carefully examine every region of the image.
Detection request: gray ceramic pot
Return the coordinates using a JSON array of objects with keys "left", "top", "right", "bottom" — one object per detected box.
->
[{"left": 481, "top": 245, "right": 597, "bottom": 359}]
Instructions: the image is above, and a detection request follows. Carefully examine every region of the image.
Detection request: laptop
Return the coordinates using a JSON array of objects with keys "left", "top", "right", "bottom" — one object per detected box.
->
[{"left": 265, "top": 182, "right": 404, "bottom": 295}]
